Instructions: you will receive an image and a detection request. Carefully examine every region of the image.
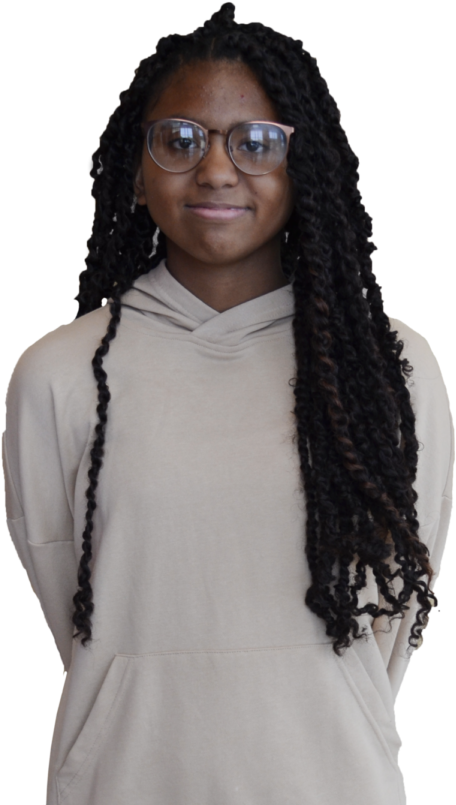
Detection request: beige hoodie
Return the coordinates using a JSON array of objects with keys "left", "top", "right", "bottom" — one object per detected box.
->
[{"left": 2, "top": 258, "right": 454, "bottom": 805}]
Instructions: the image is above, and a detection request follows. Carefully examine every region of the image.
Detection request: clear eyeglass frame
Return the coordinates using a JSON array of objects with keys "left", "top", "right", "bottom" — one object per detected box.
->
[{"left": 140, "top": 118, "right": 295, "bottom": 176}]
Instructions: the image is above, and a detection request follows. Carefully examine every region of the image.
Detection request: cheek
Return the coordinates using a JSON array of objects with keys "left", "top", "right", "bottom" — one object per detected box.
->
[
  {"left": 143, "top": 171, "right": 184, "bottom": 221},
  {"left": 248, "top": 174, "right": 289, "bottom": 207},
  {"left": 253, "top": 176, "right": 295, "bottom": 226}
]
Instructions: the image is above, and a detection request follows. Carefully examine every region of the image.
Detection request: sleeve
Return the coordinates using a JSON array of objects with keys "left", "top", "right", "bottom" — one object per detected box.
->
[
  {"left": 372, "top": 321, "right": 454, "bottom": 702},
  {"left": 2, "top": 343, "right": 79, "bottom": 673}
]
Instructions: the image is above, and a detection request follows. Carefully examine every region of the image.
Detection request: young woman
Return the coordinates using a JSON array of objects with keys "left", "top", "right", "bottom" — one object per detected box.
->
[{"left": 3, "top": 4, "right": 453, "bottom": 804}]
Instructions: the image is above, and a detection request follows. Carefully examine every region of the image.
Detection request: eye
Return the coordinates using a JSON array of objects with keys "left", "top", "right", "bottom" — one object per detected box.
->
[
  {"left": 237, "top": 139, "right": 269, "bottom": 153},
  {"left": 168, "top": 136, "right": 199, "bottom": 151}
]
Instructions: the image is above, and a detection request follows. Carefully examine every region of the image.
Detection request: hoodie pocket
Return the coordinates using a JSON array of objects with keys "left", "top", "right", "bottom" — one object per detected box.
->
[
  {"left": 56, "top": 654, "right": 130, "bottom": 803},
  {"left": 56, "top": 642, "right": 404, "bottom": 805},
  {"left": 338, "top": 640, "right": 402, "bottom": 763}
]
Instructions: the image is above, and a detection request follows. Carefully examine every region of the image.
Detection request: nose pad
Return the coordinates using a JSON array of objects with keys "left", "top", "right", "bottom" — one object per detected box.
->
[{"left": 200, "top": 134, "right": 234, "bottom": 166}]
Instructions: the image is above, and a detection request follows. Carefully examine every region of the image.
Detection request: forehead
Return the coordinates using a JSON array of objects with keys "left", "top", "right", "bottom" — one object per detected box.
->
[{"left": 146, "top": 59, "right": 279, "bottom": 128}]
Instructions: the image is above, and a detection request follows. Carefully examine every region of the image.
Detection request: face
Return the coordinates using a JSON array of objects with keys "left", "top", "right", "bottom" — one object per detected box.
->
[{"left": 134, "top": 59, "right": 296, "bottom": 267}]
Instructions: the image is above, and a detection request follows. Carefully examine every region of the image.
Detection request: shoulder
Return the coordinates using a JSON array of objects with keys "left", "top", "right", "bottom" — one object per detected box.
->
[
  {"left": 388, "top": 317, "right": 442, "bottom": 380},
  {"left": 6, "top": 306, "right": 112, "bottom": 403},
  {"left": 389, "top": 316, "right": 454, "bottom": 464}
]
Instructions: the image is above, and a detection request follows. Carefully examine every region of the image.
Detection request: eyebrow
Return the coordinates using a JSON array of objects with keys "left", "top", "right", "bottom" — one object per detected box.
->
[{"left": 145, "top": 114, "right": 270, "bottom": 128}]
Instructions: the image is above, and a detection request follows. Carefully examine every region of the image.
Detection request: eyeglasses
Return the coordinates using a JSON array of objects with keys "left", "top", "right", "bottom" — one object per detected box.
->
[{"left": 140, "top": 118, "right": 295, "bottom": 176}]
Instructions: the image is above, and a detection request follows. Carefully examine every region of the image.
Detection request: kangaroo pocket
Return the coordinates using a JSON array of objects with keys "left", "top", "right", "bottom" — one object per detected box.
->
[{"left": 56, "top": 641, "right": 405, "bottom": 805}]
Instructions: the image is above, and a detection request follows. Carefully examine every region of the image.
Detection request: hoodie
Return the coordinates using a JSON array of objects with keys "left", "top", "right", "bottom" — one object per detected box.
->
[{"left": 2, "top": 257, "right": 454, "bottom": 805}]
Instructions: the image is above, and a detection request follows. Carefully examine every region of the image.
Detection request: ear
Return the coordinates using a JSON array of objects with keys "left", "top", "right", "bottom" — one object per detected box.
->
[{"left": 133, "top": 164, "right": 147, "bottom": 206}]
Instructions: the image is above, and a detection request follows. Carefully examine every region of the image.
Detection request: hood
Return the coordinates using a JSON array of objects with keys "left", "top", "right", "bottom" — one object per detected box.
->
[{"left": 119, "top": 257, "right": 295, "bottom": 347}]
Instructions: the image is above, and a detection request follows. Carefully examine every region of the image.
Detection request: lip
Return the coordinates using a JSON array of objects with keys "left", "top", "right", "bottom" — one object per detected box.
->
[{"left": 185, "top": 204, "right": 250, "bottom": 221}]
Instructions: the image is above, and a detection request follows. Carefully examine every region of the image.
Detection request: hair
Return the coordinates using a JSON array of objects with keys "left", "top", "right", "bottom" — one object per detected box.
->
[{"left": 72, "top": 2, "right": 437, "bottom": 656}]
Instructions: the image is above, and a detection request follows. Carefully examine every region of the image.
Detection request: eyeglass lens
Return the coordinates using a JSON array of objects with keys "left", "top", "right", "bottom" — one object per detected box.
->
[{"left": 146, "top": 120, "right": 289, "bottom": 175}]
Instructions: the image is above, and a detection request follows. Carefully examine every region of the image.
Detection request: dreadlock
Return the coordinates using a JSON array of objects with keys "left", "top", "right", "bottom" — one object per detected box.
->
[{"left": 72, "top": 2, "right": 437, "bottom": 655}]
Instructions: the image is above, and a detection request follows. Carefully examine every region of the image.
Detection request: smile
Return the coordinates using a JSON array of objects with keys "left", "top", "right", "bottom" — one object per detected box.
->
[{"left": 185, "top": 205, "right": 249, "bottom": 221}]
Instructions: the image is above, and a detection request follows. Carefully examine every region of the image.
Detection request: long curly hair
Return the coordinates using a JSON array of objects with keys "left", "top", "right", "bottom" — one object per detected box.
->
[{"left": 72, "top": 2, "right": 437, "bottom": 656}]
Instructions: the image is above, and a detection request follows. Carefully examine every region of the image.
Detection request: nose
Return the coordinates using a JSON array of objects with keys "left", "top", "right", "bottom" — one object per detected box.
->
[{"left": 197, "top": 132, "right": 237, "bottom": 177}]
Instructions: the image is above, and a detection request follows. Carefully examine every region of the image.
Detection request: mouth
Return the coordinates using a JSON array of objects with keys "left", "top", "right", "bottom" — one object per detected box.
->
[{"left": 185, "top": 203, "right": 250, "bottom": 221}]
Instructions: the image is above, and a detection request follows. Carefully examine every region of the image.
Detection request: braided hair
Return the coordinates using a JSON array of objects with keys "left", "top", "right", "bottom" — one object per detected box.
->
[{"left": 72, "top": 2, "right": 437, "bottom": 656}]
